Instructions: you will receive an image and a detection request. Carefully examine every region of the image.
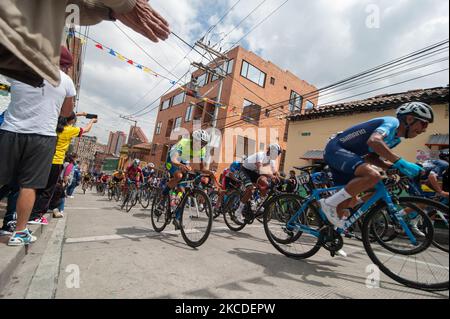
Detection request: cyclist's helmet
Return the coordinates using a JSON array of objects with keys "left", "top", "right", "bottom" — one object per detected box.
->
[
  {"left": 396, "top": 102, "right": 434, "bottom": 124},
  {"left": 192, "top": 129, "right": 210, "bottom": 143},
  {"left": 268, "top": 143, "right": 282, "bottom": 156},
  {"left": 148, "top": 162, "right": 155, "bottom": 168},
  {"left": 133, "top": 159, "right": 141, "bottom": 167}
]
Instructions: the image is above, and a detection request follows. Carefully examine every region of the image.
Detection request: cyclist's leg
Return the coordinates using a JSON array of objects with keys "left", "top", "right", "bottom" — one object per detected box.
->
[{"left": 323, "top": 145, "right": 382, "bottom": 220}]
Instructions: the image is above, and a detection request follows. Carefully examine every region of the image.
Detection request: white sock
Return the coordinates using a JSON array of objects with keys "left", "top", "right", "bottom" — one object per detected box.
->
[{"left": 325, "top": 189, "right": 353, "bottom": 208}]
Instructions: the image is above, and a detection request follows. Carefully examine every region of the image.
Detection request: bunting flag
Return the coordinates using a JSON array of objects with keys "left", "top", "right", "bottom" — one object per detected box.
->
[
  {"left": 127, "top": 59, "right": 134, "bottom": 65},
  {"left": 109, "top": 49, "right": 116, "bottom": 56},
  {"left": 117, "top": 53, "right": 126, "bottom": 61},
  {"left": 95, "top": 43, "right": 103, "bottom": 50}
]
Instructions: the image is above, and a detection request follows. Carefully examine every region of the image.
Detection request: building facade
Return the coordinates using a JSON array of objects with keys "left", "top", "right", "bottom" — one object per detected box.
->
[
  {"left": 147, "top": 46, "right": 318, "bottom": 174},
  {"left": 71, "top": 136, "right": 98, "bottom": 172},
  {"left": 107, "top": 131, "right": 127, "bottom": 156},
  {"left": 284, "top": 86, "right": 449, "bottom": 171},
  {"left": 128, "top": 126, "right": 149, "bottom": 147}
]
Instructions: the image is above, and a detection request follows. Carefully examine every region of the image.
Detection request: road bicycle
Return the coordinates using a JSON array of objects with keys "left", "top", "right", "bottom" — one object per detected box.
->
[
  {"left": 263, "top": 175, "right": 448, "bottom": 291},
  {"left": 151, "top": 172, "right": 213, "bottom": 248}
]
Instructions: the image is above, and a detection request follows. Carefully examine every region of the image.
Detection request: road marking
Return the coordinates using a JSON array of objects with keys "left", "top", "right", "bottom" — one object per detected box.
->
[{"left": 65, "top": 225, "right": 263, "bottom": 244}]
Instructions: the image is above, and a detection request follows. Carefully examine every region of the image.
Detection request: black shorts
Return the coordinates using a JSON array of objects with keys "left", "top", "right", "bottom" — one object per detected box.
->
[
  {"left": 237, "top": 167, "right": 260, "bottom": 188},
  {"left": 0, "top": 130, "right": 57, "bottom": 189}
]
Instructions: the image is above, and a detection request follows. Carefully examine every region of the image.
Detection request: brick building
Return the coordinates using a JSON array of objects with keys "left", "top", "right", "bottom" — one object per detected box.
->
[
  {"left": 128, "top": 126, "right": 149, "bottom": 147},
  {"left": 147, "top": 46, "right": 318, "bottom": 174},
  {"left": 107, "top": 131, "right": 127, "bottom": 156},
  {"left": 71, "top": 136, "right": 98, "bottom": 172}
]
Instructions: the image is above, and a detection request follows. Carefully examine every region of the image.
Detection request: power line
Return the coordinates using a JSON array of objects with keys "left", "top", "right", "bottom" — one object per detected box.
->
[
  {"left": 216, "top": 0, "right": 268, "bottom": 46},
  {"left": 226, "top": 0, "right": 290, "bottom": 51},
  {"left": 114, "top": 23, "right": 182, "bottom": 80}
]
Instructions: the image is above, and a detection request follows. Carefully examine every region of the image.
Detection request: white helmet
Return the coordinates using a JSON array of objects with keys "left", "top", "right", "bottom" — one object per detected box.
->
[
  {"left": 396, "top": 102, "right": 434, "bottom": 124},
  {"left": 193, "top": 129, "right": 210, "bottom": 143},
  {"left": 133, "top": 159, "right": 141, "bottom": 166},
  {"left": 268, "top": 143, "right": 282, "bottom": 156},
  {"left": 148, "top": 162, "right": 155, "bottom": 168}
]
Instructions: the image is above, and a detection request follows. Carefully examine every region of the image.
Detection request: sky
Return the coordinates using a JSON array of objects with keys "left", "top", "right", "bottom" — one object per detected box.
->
[{"left": 2, "top": 0, "right": 449, "bottom": 144}]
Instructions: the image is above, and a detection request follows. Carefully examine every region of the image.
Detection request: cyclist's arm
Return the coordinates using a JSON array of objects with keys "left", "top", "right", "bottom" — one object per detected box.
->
[
  {"left": 427, "top": 173, "right": 448, "bottom": 197},
  {"left": 365, "top": 153, "right": 392, "bottom": 170},
  {"left": 367, "top": 132, "right": 401, "bottom": 165}
]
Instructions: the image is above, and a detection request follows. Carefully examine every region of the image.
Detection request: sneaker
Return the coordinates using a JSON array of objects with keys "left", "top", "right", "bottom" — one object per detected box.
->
[
  {"left": 0, "top": 220, "right": 16, "bottom": 236},
  {"left": 409, "top": 216, "right": 425, "bottom": 237},
  {"left": 53, "top": 211, "right": 64, "bottom": 218},
  {"left": 336, "top": 249, "right": 348, "bottom": 258},
  {"left": 28, "top": 216, "right": 49, "bottom": 226},
  {"left": 8, "top": 229, "right": 37, "bottom": 246},
  {"left": 68, "top": 196, "right": 75, "bottom": 199},
  {"left": 319, "top": 199, "right": 345, "bottom": 229}
]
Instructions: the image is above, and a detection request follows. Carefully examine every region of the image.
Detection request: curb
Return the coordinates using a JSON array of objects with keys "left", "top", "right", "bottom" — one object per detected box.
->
[{"left": 0, "top": 217, "right": 54, "bottom": 293}]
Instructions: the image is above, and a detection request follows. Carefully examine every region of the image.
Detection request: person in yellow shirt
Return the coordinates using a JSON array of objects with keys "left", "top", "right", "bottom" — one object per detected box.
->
[{"left": 29, "top": 112, "right": 97, "bottom": 223}]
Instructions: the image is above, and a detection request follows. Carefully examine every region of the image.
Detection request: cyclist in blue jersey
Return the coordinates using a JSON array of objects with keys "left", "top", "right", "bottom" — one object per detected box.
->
[{"left": 320, "top": 102, "right": 434, "bottom": 228}]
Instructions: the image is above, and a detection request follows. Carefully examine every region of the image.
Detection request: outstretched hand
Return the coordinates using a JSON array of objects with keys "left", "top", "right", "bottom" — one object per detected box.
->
[{"left": 113, "top": 0, "right": 170, "bottom": 42}]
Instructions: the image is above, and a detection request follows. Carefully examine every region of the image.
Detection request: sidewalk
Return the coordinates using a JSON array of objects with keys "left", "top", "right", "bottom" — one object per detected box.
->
[{"left": 0, "top": 201, "right": 55, "bottom": 292}]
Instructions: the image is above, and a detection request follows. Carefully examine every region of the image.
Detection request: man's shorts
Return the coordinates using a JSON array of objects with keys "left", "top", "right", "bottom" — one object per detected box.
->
[
  {"left": 237, "top": 167, "right": 260, "bottom": 188},
  {"left": 324, "top": 139, "right": 365, "bottom": 186},
  {"left": 0, "top": 130, "right": 57, "bottom": 189}
]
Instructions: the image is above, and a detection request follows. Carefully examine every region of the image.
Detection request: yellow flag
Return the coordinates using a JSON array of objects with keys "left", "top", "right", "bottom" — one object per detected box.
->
[{"left": 117, "top": 54, "right": 126, "bottom": 61}]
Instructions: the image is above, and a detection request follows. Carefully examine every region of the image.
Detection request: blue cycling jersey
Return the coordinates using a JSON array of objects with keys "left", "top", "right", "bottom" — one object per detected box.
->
[{"left": 334, "top": 117, "right": 401, "bottom": 156}]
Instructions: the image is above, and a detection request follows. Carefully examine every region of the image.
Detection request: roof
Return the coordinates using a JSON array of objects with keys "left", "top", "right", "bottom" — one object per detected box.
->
[
  {"left": 289, "top": 86, "right": 449, "bottom": 122},
  {"left": 132, "top": 143, "right": 153, "bottom": 150},
  {"left": 301, "top": 150, "right": 324, "bottom": 160},
  {"left": 426, "top": 134, "right": 449, "bottom": 146}
]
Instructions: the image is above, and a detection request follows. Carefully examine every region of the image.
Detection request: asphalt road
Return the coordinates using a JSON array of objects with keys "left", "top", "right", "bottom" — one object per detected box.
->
[{"left": 3, "top": 190, "right": 449, "bottom": 299}]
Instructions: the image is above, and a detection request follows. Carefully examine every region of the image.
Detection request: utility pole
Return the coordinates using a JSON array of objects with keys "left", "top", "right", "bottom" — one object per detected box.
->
[{"left": 192, "top": 41, "right": 229, "bottom": 168}]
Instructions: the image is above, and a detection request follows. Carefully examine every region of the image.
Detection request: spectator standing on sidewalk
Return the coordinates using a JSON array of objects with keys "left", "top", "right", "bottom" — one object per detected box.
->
[
  {"left": 66, "top": 161, "right": 82, "bottom": 198},
  {"left": 29, "top": 113, "right": 97, "bottom": 224},
  {"left": 0, "top": 47, "right": 77, "bottom": 246}
]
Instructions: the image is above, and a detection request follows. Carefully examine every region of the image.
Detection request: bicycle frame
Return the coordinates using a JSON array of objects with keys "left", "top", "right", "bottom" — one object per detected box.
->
[{"left": 285, "top": 181, "right": 420, "bottom": 246}]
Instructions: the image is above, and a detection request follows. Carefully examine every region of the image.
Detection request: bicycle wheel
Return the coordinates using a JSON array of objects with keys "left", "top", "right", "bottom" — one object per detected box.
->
[
  {"left": 108, "top": 187, "right": 113, "bottom": 201},
  {"left": 426, "top": 201, "right": 449, "bottom": 253},
  {"left": 140, "top": 188, "right": 151, "bottom": 209},
  {"left": 114, "top": 185, "right": 121, "bottom": 202},
  {"left": 363, "top": 197, "right": 448, "bottom": 291},
  {"left": 264, "top": 194, "right": 322, "bottom": 259},
  {"left": 179, "top": 189, "right": 213, "bottom": 248},
  {"left": 223, "top": 191, "right": 246, "bottom": 232},
  {"left": 125, "top": 193, "right": 134, "bottom": 213},
  {"left": 151, "top": 191, "right": 170, "bottom": 232},
  {"left": 131, "top": 186, "right": 138, "bottom": 207}
]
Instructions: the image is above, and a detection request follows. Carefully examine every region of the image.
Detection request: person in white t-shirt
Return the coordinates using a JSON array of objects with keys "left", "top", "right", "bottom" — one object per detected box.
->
[
  {"left": 0, "top": 46, "right": 76, "bottom": 246},
  {"left": 234, "top": 144, "right": 282, "bottom": 223}
]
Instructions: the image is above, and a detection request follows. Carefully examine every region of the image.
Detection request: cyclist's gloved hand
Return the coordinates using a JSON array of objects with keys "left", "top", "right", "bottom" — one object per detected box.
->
[{"left": 392, "top": 158, "right": 423, "bottom": 178}]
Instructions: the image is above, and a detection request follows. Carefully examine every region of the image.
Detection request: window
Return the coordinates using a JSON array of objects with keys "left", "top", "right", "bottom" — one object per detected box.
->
[
  {"left": 241, "top": 60, "right": 266, "bottom": 87},
  {"left": 242, "top": 99, "right": 261, "bottom": 125},
  {"left": 305, "top": 100, "right": 315, "bottom": 110},
  {"left": 196, "top": 73, "right": 208, "bottom": 88},
  {"left": 161, "top": 99, "right": 170, "bottom": 110},
  {"left": 174, "top": 117, "right": 182, "bottom": 132},
  {"left": 172, "top": 92, "right": 185, "bottom": 106},
  {"left": 270, "top": 77, "right": 276, "bottom": 85},
  {"left": 211, "top": 59, "right": 234, "bottom": 82},
  {"left": 185, "top": 104, "right": 194, "bottom": 122},
  {"left": 236, "top": 136, "right": 256, "bottom": 158},
  {"left": 151, "top": 144, "right": 157, "bottom": 155},
  {"left": 289, "top": 91, "right": 303, "bottom": 112},
  {"left": 155, "top": 122, "right": 162, "bottom": 135}
]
